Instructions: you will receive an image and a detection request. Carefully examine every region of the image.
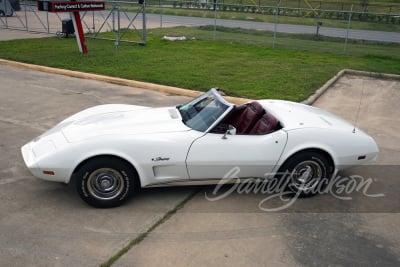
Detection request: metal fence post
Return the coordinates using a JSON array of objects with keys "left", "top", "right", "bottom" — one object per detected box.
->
[
  {"left": 46, "top": 11, "right": 49, "bottom": 33},
  {"left": 24, "top": 0, "right": 28, "bottom": 30},
  {"left": 213, "top": 0, "right": 217, "bottom": 40},
  {"left": 142, "top": 0, "right": 146, "bottom": 44},
  {"left": 160, "top": 0, "right": 163, "bottom": 36},
  {"left": 273, "top": 0, "right": 281, "bottom": 48},
  {"left": 92, "top": 11, "right": 95, "bottom": 33},
  {"left": 343, "top": 4, "right": 353, "bottom": 54},
  {"left": 117, "top": 5, "right": 120, "bottom": 36},
  {"left": 112, "top": 2, "right": 115, "bottom": 32}
]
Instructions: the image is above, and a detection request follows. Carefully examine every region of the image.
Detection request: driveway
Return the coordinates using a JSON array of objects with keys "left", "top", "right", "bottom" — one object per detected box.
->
[
  {"left": 0, "top": 63, "right": 399, "bottom": 266},
  {"left": 114, "top": 74, "right": 400, "bottom": 266},
  {"left": 0, "top": 64, "right": 193, "bottom": 266}
]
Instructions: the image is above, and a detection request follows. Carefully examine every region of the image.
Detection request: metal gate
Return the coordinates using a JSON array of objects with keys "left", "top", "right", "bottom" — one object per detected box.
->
[{"left": 0, "top": 0, "right": 147, "bottom": 44}]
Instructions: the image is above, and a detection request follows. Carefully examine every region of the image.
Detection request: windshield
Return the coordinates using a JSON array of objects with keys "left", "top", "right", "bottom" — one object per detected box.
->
[{"left": 178, "top": 89, "right": 233, "bottom": 132}]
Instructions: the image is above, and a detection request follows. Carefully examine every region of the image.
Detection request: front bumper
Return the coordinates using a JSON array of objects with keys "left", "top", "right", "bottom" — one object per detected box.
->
[{"left": 21, "top": 142, "right": 43, "bottom": 179}]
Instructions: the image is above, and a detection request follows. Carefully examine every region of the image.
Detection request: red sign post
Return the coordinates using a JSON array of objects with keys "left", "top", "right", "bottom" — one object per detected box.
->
[{"left": 38, "top": 0, "right": 105, "bottom": 53}]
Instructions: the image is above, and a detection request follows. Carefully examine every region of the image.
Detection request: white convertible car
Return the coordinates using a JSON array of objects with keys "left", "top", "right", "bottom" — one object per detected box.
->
[{"left": 21, "top": 88, "right": 378, "bottom": 208}]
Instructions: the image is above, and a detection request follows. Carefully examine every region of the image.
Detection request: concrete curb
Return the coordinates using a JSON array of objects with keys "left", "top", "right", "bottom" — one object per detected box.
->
[
  {"left": 343, "top": 69, "right": 400, "bottom": 80},
  {"left": 303, "top": 69, "right": 400, "bottom": 105},
  {"left": 0, "top": 59, "right": 250, "bottom": 104},
  {"left": 302, "top": 69, "right": 346, "bottom": 105}
]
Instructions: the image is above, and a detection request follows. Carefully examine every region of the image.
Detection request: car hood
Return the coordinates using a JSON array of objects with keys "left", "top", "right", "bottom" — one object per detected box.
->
[
  {"left": 260, "top": 100, "right": 356, "bottom": 132},
  {"left": 44, "top": 104, "right": 190, "bottom": 143}
]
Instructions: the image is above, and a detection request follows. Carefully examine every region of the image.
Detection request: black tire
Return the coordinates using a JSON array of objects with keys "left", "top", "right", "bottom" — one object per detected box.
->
[
  {"left": 75, "top": 157, "right": 138, "bottom": 208},
  {"left": 277, "top": 151, "right": 333, "bottom": 197},
  {"left": 0, "top": 10, "right": 5, "bottom": 17}
]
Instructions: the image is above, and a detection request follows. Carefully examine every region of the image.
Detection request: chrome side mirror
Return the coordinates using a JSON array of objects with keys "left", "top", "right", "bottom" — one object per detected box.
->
[{"left": 222, "top": 125, "right": 237, "bottom": 139}]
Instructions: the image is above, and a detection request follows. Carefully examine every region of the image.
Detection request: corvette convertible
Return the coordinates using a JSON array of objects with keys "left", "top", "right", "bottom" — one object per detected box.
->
[{"left": 21, "top": 88, "right": 378, "bottom": 208}]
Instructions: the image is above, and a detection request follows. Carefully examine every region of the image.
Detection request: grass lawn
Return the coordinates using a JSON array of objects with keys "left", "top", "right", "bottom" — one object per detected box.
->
[{"left": 0, "top": 26, "right": 399, "bottom": 101}]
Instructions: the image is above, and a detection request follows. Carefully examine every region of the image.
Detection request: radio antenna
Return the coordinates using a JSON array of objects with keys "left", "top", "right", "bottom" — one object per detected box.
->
[{"left": 353, "top": 77, "right": 366, "bottom": 133}]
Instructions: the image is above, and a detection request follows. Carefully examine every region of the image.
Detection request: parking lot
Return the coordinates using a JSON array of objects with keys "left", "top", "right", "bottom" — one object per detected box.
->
[
  {"left": 0, "top": 64, "right": 194, "bottom": 266},
  {"left": 0, "top": 62, "right": 399, "bottom": 266}
]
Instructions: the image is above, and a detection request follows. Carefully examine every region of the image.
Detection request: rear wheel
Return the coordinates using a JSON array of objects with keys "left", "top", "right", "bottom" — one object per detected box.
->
[
  {"left": 278, "top": 151, "right": 333, "bottom": 197},
  {"left": 75, "top": 157, "right": 138, "bottom": 208},
  {"left": 0, "top": 10, "right": 5, "bottom": 17}
]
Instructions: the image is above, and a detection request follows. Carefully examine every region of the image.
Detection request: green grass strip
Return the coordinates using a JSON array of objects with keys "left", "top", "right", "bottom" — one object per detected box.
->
[{"left": 1, "top": 27, "right": 399, "bottom": 101}]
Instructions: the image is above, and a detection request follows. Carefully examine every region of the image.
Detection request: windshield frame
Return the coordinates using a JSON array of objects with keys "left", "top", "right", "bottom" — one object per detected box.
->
[{"left": 177, "top": 88, "right": 234, "bottom": 132}]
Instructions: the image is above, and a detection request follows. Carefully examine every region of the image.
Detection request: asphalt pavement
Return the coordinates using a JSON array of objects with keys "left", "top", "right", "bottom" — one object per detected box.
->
[
  {"left": 153, "top": 14, "right": 400, "bottom": 43},
  {"left": 113, "top": 74, "right": 400, "bottom": 267},
  {"left": 0, "top": 63, "right": 194, "bottom": 266},
  {"left": 1, "top": 30, "right": 400, "bottom": 267},
  {"left": 0, "top": 29, "right": 48, "bottom": 41}
]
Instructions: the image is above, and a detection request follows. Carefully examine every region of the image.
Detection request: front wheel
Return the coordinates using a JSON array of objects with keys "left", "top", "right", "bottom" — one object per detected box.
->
[
  {"left": 277, "top": 151, "right": 333, "bottom": 197},
  {"left": 75, "top": 157, "right": 138, "bottom": 208}
]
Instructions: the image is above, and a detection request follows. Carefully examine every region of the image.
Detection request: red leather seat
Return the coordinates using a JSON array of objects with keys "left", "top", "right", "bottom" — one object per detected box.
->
[
  {"left": 248, "top": 113, "right": 278, "bottom": 135},
  {"left": 231, "top": 102, "right": 264, "bottom": 134}
]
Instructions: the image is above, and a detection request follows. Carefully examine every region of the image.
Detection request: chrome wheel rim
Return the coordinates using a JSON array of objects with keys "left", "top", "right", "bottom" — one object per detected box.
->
[
  {"left": 87, "top": 168, "right": 124, "bottom": 200},
  {"left": 290, "top": 160, "right": 323, "bottom": 191}
]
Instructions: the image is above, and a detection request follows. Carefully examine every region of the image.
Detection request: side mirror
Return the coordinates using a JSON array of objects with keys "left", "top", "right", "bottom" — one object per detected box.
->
[{"left": 222, "top": 125, "right": 237, "bottom": 139}]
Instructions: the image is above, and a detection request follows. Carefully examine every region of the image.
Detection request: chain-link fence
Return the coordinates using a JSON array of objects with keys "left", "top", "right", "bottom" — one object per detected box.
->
[
  {"left": 151, "top": 0, "right": 400, "bottom": 15},
  {"left": 0, "top": 0, "right": 146, "bottom": 44},
  {"left": 1, "top": 0, "right": 399, "bottom": 57},
  {"left": 150, "top": 0, "right": 400, "bottom": 58}
]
